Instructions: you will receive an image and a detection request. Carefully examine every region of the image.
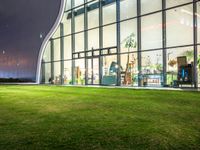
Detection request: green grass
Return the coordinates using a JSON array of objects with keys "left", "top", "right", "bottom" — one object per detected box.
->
[{"left": 0, "top": 86, "right": 200, "bottom": 150}]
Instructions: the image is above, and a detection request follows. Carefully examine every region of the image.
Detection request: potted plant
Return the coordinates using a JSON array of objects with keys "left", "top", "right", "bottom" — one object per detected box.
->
[{"left": 168, "top": 59, "right": 177, "bottom": 68}]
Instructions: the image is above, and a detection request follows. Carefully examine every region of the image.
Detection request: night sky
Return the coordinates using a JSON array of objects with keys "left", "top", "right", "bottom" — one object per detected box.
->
[{"left": 0, "top": 0, "right": 61, "bottom": 81}]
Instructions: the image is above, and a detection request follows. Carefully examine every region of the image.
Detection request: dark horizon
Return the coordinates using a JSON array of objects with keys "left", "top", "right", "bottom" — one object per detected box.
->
[{"left": 0, "top": 0, "right": 61, "bottom": 81}]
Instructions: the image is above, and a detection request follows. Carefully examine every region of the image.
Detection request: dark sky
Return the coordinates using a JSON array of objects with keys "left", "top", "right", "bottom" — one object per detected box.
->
[{"left": 0, "top": 0, "right": 61, "bottom": 81}]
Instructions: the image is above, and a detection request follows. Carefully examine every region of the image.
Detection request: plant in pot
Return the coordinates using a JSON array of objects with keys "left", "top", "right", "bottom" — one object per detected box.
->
[
  {"left": 121, "top": 33, "right": 137, "bottom": 85},
  {"left": 168, "top": 59, "right": 177, "bottom": 68}
]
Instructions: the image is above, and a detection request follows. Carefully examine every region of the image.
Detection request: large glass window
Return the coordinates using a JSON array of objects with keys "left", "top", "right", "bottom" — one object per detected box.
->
[
  {"left": 41, "top": 0, "right": 199, "bottom": 88},
  {"left": 120, "top": 0, "right": 137, "bottom": 20},
  {"left": 103, "top": 24, "right": 116, "bottom": 48},
  {"left": 198, "top": 47, "right": 200, "bottom": 87},
  {"left": 64, "top": 36, "right": 72, "bottom": 59},
  {"left": 120, "top": 19, "right": 137, "bottom": 53},
  {"left": 87, "top": 58, "right": 99, "bottom": 84},
  {"left": 141, "top": 0, "right": 162, "bottom": 15},
  {"left": 52, "top": 26, "right": 60, "bottom": 38},
  {"left": 141, "top": 13, "right": 162, "bottom": 50},
  {"left": 88, "top": 29, "right": 99, "bottom": 50},
  {"left": 102, "top": 55, "right": 117, "bottom": 85},
  {"left": 74, "top": 59, "right": 85, "bottom": 85},
  {"left": 166, "top": 47, "right": 194, "bottom": 87},
  {"left": 54, "top": 62, "right": 61, "bottom": 84},
  {"left": 103, "top": 2, "right": 116, "bottom": 25},
  {"left": 42, "top": 63, "right": 51, "bottom": 84},
  {"left": 197, "top": 2, "right": 200, "bottom": 44},
  {"left": 75, "top": 0, "right": 84, "bottom": 7},
  {"left": 166, "top": 4, "right": 193, "bottom": 47},
  {"left": 121, "top": 53, "right": 138, "bottom": 86},
  {"left": 65, "top": 0, "right": 71, "bottom": 11},
  {"left": 62, "top": 12, "right": 71, "bottom": 36},
  {"left": 43, "top": 42, "right": 51, "bottom": 62},
  {"left": 53, "top": 39, "right": 61, "bottom": 61},
  {"left": 141, "top": 50, "right": 163, "bottom": 86},
  {"left": 64, "top": 61, "right": 72, "bottom": 84},
  {"left": 75, "top": 32, "right": 84, "bottom": 52},
  {"left": 88, "top": 2, "right": 99, "bottom": 29},
  {"left": 75, "top": 10, "right": 84, "bottom": 32}
]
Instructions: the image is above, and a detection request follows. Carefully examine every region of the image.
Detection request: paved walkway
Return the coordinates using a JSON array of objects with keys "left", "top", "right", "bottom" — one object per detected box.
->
[
  {"left": 63, "top": 85, "right": 200, "bottom": 92},
  {"left": 0, "top": 83, "right": 199, "bottom": 91}
]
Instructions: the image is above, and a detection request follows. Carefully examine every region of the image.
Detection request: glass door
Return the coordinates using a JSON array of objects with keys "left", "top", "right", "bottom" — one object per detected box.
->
[{"left": 87, "top": 58, "right": 99, "bottom": 85}]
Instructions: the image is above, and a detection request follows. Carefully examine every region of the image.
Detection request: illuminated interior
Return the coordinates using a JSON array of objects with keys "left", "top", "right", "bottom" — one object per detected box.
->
[{"left": 41, "top": 0, "right": 200, "bottom": 88}]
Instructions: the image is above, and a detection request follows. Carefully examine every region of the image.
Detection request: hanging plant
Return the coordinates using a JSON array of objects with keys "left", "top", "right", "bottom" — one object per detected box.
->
[{"left": 168, "top": 59, "right": 177, "bottom": 67}]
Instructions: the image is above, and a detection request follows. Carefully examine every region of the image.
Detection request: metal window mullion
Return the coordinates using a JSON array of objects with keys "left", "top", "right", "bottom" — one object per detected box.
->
[
  {"left": 99, "top": 0, "right": 103, "bottom": 85},
  {"left": 116, "top": 0, "right": 121, "bottom": 86},
  {"left": 84, "top": 0, "right": 89, "bottom": 85},
  {"left": 193, "top": 0, "right": 198, "bottom": 88},
  {"left": 137, "top": 0, "right": 142, "bottom": 87},
  {"left": 50, "top": 39, "right": 54, "bottom": 80},
  {"left": 60, "top": 23, "right": 64, "bottom": 85},
  {"left": 71, "top": 0, "right": 75, "bottom": 85},
  {"left": 41, "top": 61, "right": 45, "bottom": 83},
  {"left": 162, "top": 0, "right": 167, "bottom": 86}
]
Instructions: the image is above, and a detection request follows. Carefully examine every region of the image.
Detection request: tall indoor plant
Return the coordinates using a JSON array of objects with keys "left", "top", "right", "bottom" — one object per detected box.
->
[{"left": 121, "top": 33, "right": 137, "bottom": 85}]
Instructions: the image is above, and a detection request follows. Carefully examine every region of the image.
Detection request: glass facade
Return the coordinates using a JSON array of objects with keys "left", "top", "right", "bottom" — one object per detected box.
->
[{"left": 41, "top": 0, "right": 200, "bottom": 88}]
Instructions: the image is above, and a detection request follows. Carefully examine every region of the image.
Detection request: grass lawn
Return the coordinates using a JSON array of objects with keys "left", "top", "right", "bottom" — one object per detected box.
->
[{"left": 0, "top": 86, "right": 200, "bottom": 150}]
